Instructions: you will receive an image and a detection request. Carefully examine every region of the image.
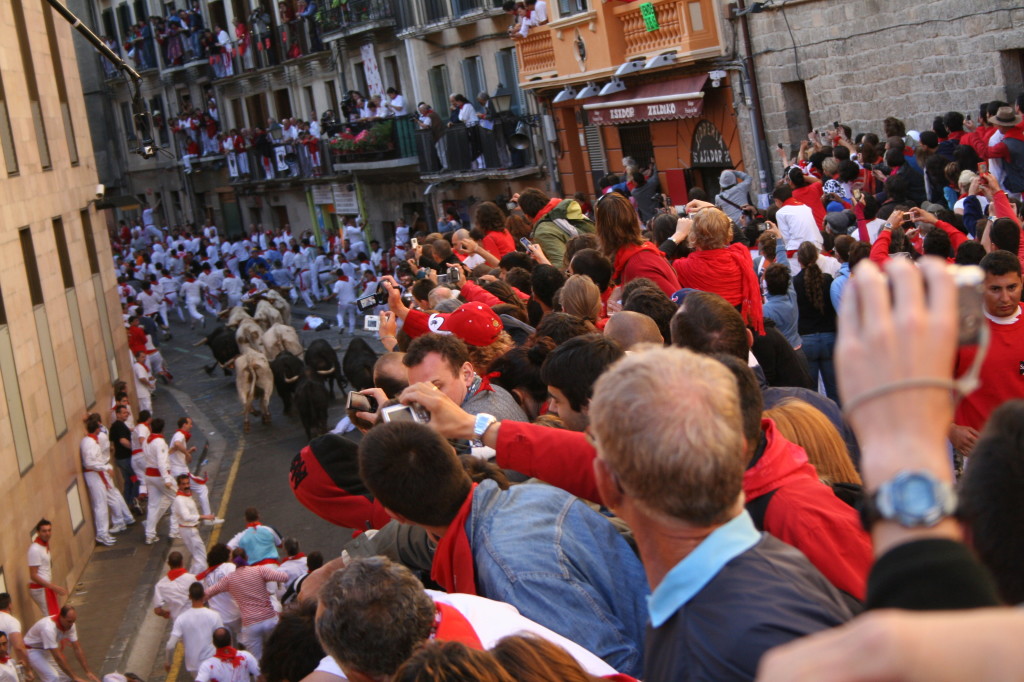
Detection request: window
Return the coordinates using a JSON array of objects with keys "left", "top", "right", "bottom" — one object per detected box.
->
[
  {"left": 999, "top": 49, "right": 1024, "bottom": 103},
  {"left": 618, "top": 123, "right": 653, "bottom": 169},
  {"left": 150, "top": 95, "right": 169, "bottom": 145},
  {"left": 495, "top": 48, "right": 525, "bottom": 114},
  {"left": 557, "top": 0, "right": 587, "bottom": 18},
  {"left": 231, "top": 97, "right": 245, "bottom": 129},
  {"left": 324, "top": 80, "right": 339, "bottom": 118},
  {"left": 101, "top": 8, "right": 117, "bottom": 41},
  {"left": 383, "top": 56, "right": 401, "bottom": 95},
  {"left": 116, "top": 4, "right": 134, "bottom": 43},
  {"left": 67, "top": 480, "right": 85, "bottom": 533},
  {"left": 19, "top": 228, "right": 44, "bottom": 307},
  {"left": 273, "top": 89, "right": 293, "bottom": 119},
  {"left": 81, "top": 210, "right": 101, "bottom": 276},
  {"left": 428, "top": 65, "right": 451, "bottom": 115},
  {"left": 304, "top": 86, "right": 315, "bottom": 118},
  {"left": 121, "top": 102, "right": 136, "bottom": 144},
  {"left": 424, "top": 0, "right": 449, "bottom": 23},
  {"left": 53, "top": 219, "right": 75, "bottom": 289},
  {"left": 781, "top": 81, "right": 812, "bottom": 149},
  {"left": 245, "top": 94, "right": 270, "bottom": 130},
  {"left": 11, "top": 0, "right": 51, "bottom": 169},
  {"left": 461, "top": 56, "right": 486, "bottom": 101},
  {"left": 0, "top": 69, "right": 17, "bottom": 175},
  {"left": 353, "top": 63, "right": 369, "bottom": 98},
  {"left": 40, "top": 0, "right": 79, "bottom": 165}
]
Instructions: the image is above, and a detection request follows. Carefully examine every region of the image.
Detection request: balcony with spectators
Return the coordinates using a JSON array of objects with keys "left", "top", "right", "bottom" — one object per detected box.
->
[
  {"left": 395, "top": 0, "right": 506, "bottom": 37},
  {"left": 319, "top": 0, "right": 397, "bottom": 40}
]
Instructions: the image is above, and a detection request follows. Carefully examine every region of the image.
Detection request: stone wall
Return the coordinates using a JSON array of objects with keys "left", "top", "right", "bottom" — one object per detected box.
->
[{"left": 744, "top": 0, "right": 1024, "bottom": 147}]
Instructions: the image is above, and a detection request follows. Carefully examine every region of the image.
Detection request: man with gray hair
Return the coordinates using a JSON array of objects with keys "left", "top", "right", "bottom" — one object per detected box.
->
[
  {"left": 588, "top": 347, "right": 853, "bottom": 680},
  {"left": 714, "top": 168, "right": 752, "bottom": 224}
]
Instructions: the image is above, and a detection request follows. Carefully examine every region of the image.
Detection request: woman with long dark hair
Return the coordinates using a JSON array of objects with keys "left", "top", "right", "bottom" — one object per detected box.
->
[
  {"left": 793, "top": 241, "right": 839, "bottom": 403},
  {"left": 595, "top": 191, "right": 679, "bottom": 297},
  {"left": 475, "top": 201, "right": 516, "bottom": 257}
]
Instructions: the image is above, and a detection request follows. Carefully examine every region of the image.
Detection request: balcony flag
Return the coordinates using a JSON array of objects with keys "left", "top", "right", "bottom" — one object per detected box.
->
[{"left": 640, "top": 2, "right": 659, "bottom": 31}]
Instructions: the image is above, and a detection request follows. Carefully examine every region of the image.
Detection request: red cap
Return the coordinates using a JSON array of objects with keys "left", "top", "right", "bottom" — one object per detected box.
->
[{"left": 405, "top": 303, "right": 503, "bottom": 347}]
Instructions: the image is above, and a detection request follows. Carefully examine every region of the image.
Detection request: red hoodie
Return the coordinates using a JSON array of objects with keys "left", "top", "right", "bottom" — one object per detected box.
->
[{"left": 494, "top": 419, "right": 870, "bottom": 600}]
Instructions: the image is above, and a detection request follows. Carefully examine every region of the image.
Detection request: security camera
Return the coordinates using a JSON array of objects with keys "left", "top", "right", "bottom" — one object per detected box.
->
[
  {"left": 709, "top": 70, "right": 727, "bottom": 88},
  {"left": 94, "top": 184, "right": 105, "bottom": 200}
]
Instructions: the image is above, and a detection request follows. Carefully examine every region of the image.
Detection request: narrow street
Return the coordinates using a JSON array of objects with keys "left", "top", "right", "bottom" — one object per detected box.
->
[{"left": 69, "top": 303, "right": 384, "bottom": 680}]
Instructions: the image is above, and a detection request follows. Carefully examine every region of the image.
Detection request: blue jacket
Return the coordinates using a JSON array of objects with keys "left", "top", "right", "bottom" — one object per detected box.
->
[{"left": 468, "top": 480, "right": 649, "bottom": 677}]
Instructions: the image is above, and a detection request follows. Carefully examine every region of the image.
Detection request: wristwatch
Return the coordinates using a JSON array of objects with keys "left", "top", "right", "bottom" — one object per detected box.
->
[
  {"left": 473, "top": 413, "right": 498, "bottom": 440},
  {"left": 860, "top": 470, "right": 957, "bottom": 530},
  {"left": 881, "top": 222, "right": 893, "bottom": 232}
]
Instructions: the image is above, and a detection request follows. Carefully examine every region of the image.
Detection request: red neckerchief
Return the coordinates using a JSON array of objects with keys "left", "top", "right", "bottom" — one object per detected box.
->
[
  {"left": 194, "top": 562, "right": 220, "bottom": 581},
  {"left": 246, "top": 521, "right": 262, "bottom": 528},
  {"left": 478, "top": 371, "right": 500, "bottom": 392},
  {"left": 147, "top": 433, "right": 164, "bottom": 443},
  {"left": 337, "top": 275, "right": 349, "bottom": 281},
  {"left": 430, "top": 602, "right": 484, "bottom": 649},
  {"left": 431, "top": 484, "right": 478, "bottom": 595},
  {"left": 284, "top": 553, "right": 306, "bottom": 561},
  {"left": 87, "top": 433, "right": 100, "bottom": 442},
  {"left": 0, "top": 656, "right": 9, "bottom": 664},
  {"left": 611, "top": 241, "right": 664, "bottom": 283},
  {"left": 176, "top": 429, "right": 191, "bottom": 442},
  {"left": 176, "top": 490, "right": 192, "bottom": 497},
  {"left": 214, "top": 646, "right": 244, "bottom": 668},
  {"left": 782, "top": 198, "right": 805, "bottom": 208},
  {"left": 528, "top": 197, "right": 562, "bottom": 224},
  {"left": 52, "top": 615, "right": 70, "bottom": 632},
  {"left": 167, "top": 568, "right": 188, "bottom": 581},
  {"left": 34, "top": 537, "right": 49, "bottom": 550}
]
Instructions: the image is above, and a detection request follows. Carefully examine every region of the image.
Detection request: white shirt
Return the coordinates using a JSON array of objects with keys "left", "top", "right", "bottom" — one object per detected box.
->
[
  {"left": 28, "top": 541, "right": 52, "bottom": 584},
  {"left": 385, "top": 94, "right": 407, "bottom": 117},
  {"left": 168, "top": 607, "right": 223, "bottom": 673},
  {"left": 865, "top": 218, "right": 886, "bottom": 244},
  {"left": 0, "top": 611, "right": 22, "bottom": 637},
  {"left": 180, "top": 279, "right": 205, "bottom": 302},
  {"left": 313, "top": 590, "right": 616, "bottom": 679},
  {"left": 196, "top": 649, "right": 260, "bottom": 682},
  {"left": 394, "top": 224, "right": 410, "bottom": 246},
  {"left": 200, "top": 563, "right": 241, "bottom": 626},
  {"left": 775, "top": 203, "right": 824, "bottom": 251},
  {"left": 458, "top": 102, "right": 478, "bottom": 127},
  {"left": 80, "top": 435, "right": 109, "bottom": 472},
  {"left": 222, "top": 275, "right": 243, "bottom": 298},
  {"left": 168, "top": 430, "right": 191, "bottom": 475},
  {"left": 131, "top": 422, "right": 150, "bottom": 455},
  {"left": 153, "top": 571, "right": 197, "bottom": 622},
  {"left": 133, "top": 361, "right": 153, "bottom": 398},
  {"left": 143, "top": 434, "right": 173, "bottom": 486},
  {"left": 332, "top": 278, "right": 357, "bottom": 305},
  {"left": 0, "top": 660, "right": 16, "bottom": 682},
  {"left": 172, "top": 493, "right": 201, "bottom": 528},
  {"left": 24, "top": 616, "right": 77, "bottom": 650},
  {"left": 138, "top": 290, "right": 162, "bottom": 316}
]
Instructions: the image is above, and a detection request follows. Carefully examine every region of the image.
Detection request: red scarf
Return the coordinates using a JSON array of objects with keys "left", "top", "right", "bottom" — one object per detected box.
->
[
  {"left": 611, "top": 241, "right": 665, "bottom": 284},
  {"left": 528, "top": 197, "right": 562, "bottom": 223},
  {"left": 782, "top": 198, "right": 805, "bottom": 208},
  {"left": 674, "top": 243, "right": 765, "bottom": 334},
  {"left": 246, "top": 522, "right": 262, "bottom": 528},
  {"left": 431, "top": 484, "right": 478, "bottom": 595},
  {"left": 52, "top": 615, "right": 71, "bottom": 632},
  {"left": 284, "top": 553, "right": 306, "bottom": 561},
  {"left": 214, "top": 646, "right": 244, "bottom": 668},
  {"left": 147, "top": 433, "right": 165, "bottom": 443},
  {"left": 34, "top": 537, "right": 49, "bottom": 549},
  {"left": 176, "top": 490, "right": 192, "bottom": 497},
  {"left": 176, "top": 429, "right": 191, "bottom": 441},
  {"left": 194, "top": 563, "right": 220, "bottom": 582},
  {"left": 167, "top": 568, "right": 188, "bottom": 581},
  {"left": 0, "top": 656, "right": 8, "bottom": 664},
  {"left": 478, "top": 371, "right": 500, "bottom": 392},
  {"left": 87, "top": 433, "right": 100, "bottom": 442}
]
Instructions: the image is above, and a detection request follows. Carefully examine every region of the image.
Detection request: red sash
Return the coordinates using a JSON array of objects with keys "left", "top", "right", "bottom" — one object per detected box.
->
[{"left": 431, "top": 602, "right": 484, "bottom": 649}]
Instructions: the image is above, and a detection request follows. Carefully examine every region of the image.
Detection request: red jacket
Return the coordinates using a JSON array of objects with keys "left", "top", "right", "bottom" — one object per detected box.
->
[
  {"left": 612, "top": 242, "right": 680, "bottom": 298},
  {"left": 495, "top": 419, "right": 871, "bottom": 600}
]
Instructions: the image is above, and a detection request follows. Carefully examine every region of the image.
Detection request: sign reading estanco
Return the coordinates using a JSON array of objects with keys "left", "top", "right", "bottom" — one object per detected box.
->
[{"left": 588, "top": 98, "right": 703, "bottom": 125}]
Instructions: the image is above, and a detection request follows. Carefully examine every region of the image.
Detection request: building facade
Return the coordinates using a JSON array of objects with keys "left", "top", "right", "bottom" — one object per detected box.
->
[{"left": 0, "top": 0, "right": 130, "bottom": 620}]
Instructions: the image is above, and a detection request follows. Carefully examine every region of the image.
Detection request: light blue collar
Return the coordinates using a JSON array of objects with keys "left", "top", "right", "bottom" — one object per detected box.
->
[{"left": 647, "top": 510, "right": 762, "bottom": 627}]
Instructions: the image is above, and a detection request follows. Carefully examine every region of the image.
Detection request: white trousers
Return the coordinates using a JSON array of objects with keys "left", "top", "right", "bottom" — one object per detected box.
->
[
  {"left": 84, "top": 470, "right": 113, "bottom": 542},
  {"left": 180, "top": 525, "right": 208, "bottom": 574},
  {"left": 185, "top": 298, "right": 204, "bottom": 322},
  {"left": 27, "top": 649, "right": 69, "bottom": 682},
  {"left": 240, "top": 615, "right": 277, "bottom": 661},
  {"left": 337, "top": 302, "right": 357, "bottom": 333},
  {"left": 143, "top": 475, "right": 175, "bottom": 538},
  {"left": 131, "top": 454, "right": 149, "bottom": 496}
]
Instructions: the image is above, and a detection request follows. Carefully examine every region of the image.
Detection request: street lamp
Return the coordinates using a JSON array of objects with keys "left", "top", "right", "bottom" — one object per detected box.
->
[{"left": 491, "top": 82, "right": 514, "bottom": 113}]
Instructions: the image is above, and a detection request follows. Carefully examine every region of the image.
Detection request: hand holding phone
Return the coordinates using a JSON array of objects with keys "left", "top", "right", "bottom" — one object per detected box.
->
[{"left": 519, "top": 237, "right": 532, "bottom": 250}]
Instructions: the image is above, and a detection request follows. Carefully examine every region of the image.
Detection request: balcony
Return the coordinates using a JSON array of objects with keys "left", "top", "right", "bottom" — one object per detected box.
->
[
  {"left": 319, "top": 0, "right": 396, "bottom": 40},
  {"left": 326, "top": 117, "right": 418, "bottom": 172},
  {"left": 395, "top": 0, "right": 506, "bottom": 37},
  {"left": 415, "top": 120, "right": 541, "bottom": 182},
  {"left": 516, "top": 0, "right": 723, "bottom": 87}
]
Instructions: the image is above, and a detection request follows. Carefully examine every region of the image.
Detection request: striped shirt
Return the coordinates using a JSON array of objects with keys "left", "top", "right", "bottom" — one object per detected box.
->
[{"left": 205, "top": 565, "right": 289, "bottom": 626}]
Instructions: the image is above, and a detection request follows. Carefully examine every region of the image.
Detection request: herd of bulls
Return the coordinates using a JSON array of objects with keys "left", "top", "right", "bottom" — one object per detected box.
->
[{"left": 193, "top": 293, "right": 378, "bottom": 438}]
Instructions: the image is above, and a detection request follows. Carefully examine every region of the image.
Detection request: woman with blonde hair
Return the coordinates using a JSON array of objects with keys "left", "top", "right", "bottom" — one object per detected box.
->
[
  {"left": 764, "top": 397, "right": 862, "bottom": 488},
  {"left": 491, "top": 634, "right": 606, "bottom": 682},
  {"left": 595, "top": 191, "right": 679, "bottom": 297},
  {"left": 671, "top": 203, "right": 764, "bottom": 333},
  {"left": 559, "top": 275, "right": 604, "bottom": 329}
]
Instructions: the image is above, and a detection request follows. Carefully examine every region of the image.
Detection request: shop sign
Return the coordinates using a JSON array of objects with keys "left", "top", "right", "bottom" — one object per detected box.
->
[
  {"left": 588, "top": 98, "right": 702, "bottom": 125},
  {"left": 691, "top": 119, "right": 732, "bottom": 167}
]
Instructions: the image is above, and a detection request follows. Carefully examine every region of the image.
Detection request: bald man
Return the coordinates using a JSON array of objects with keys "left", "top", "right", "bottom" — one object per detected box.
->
[{"left": 604, "top": 310, "right": 664, "bottom": 349}]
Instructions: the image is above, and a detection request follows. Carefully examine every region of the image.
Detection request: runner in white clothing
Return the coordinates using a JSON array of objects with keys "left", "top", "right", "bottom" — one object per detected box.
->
[
  {"left": 168, "top": 418, "right": 219, "bottom": 524},
  {"left": 142, "top": 418, "right": 176, "bottom": 545},
  {"left": 195, "top": 549, "right": 242, "bottom": 636},
  {"left": 166, "top": 583, "right": 223, "bottom": 675},
  {"left": 27, "top": 521, "right": 65, "bottom": 619},
  {"left": 221, "top": 271, "right": 244, "bottom": 308},
  {"left": 152, "top": 552, "right": 196, "bottom": 623},
  {"left": 80, "top": 419, "right": 132, "bottom": 546},
  {"left": 179, "top": 275, "right": 207, "bottom": 328},
  {"left": 195, "top": 629, "right": 260, "bottom": 682},
  {"left": 23, "top": 608, "right": 99, "bottom": 682},
  {"left": 0, "top": 597, "right": 33, "bottom": 681},
  {"left": 0, "top": 632, "right": 20, "bottom": 682},
  {"left": 325, "top": 274, "right": 358, "bottom": 334}
]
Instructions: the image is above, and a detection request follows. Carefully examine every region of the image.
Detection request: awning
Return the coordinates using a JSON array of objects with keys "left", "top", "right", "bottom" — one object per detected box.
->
[{"left": 582, "top": 74, "right": 708, "bottom": 126}]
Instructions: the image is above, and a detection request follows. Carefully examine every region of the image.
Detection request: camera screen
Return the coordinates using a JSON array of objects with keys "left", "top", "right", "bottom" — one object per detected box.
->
[{"left": 356, "top": 294, "right": 378, "bottom": 312}]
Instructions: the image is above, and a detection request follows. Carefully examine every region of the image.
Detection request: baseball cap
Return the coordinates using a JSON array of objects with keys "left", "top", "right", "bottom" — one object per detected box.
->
[{"left": 405, "top": 302, "right": 504, "bottom": 347}]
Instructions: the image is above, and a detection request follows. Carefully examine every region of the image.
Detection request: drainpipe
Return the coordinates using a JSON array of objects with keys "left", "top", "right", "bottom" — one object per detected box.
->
[{"left": 735, "top": 0, "right": 774, "bottom": 201}]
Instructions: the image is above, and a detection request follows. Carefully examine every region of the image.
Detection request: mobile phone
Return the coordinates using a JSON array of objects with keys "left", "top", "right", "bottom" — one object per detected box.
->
[
  {"left": 410, "top": 237, "right": 419, "bottom": 249},
  {"left": 520, "top": 237, "right": 532, "bottom": 250},
  {"left": 363, "top": 314, "right": 380, "bottom": 331},
  {"left": 346, "top": 391, "right": 378, "bottom": 413},
  {"left": 978, "top": 162, "right": 988, "bottom": 175},
  {"left": 833, "top": 121, "right": 839, "bottom": 129},
  {"left": 380, "top": 403, "right": 429, "bottom": 424}
]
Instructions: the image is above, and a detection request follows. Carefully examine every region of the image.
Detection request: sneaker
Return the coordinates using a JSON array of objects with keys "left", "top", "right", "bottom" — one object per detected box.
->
[
  {"left": 97, "top": 537, "right": 116, "bottom": 546},
  {"left": 124, "top": 517, "right": 136, "bottom": 526},
  {"left": 169, "top": 532, "right": 181, "bottom": 540},
  {"left": 144, "top": 535, "right": 159, "bottom": 545},
  {"left": 203, "top": 517, "right": 226, "bottom": 526},
  {"left": 110, "top": 524, "right": 127, "bottom": 534}
]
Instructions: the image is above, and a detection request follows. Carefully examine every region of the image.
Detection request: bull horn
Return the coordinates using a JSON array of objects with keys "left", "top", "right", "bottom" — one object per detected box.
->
[
  {"left": 284, "top": 375, "right": 300, "bottom": 384},
  {"left": 193, "top": 338, "right": 209, "bottom": 347},
  {"left": 317, "top": 368, "right": 334, "bottom": 375}
]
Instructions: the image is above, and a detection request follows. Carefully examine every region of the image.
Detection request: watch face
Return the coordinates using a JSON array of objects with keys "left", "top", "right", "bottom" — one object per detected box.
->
[{"left": 894, "top": 474, "right": 937, "bottom": 516}]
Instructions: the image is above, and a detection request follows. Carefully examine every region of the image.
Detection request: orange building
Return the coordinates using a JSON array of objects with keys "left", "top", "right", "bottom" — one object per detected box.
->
[{"left": 515, "top": 0, "right": 745, "bottom": 204}]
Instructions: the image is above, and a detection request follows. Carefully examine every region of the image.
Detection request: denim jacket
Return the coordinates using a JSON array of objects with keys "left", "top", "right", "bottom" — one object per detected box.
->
[{"left": 468, "top": 480, "right": 649, "bottom": 677}]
